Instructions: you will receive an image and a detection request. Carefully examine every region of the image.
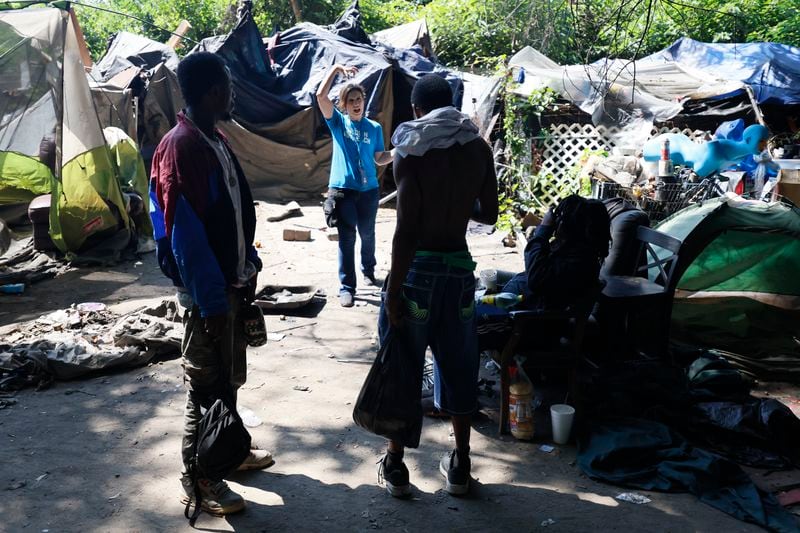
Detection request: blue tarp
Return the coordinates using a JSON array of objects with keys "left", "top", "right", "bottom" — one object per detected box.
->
[{"left": 648, "top": 37, "right": 800, "bottom": 106}]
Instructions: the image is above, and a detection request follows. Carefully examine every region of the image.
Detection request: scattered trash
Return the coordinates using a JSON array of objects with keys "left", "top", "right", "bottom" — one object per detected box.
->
[
  {"left": 255, "top": 286, "right": 318, "bottom": 310},
  {"left": 0, "top": 283, "right": 25, "bottom": 294},
  {"left": 502, "top": 231, "right": 517, "bottom": 248},
  {"left": 35, "top": 473, "right": 48, "bottom": 483},
  {"left": 267, "top": 201, "right": 303, "bottom": 222},
  {"left": 238, "top": 405, "right": 263, "bottom": 427},
  {"left": 64, "top": 390, "right": 96, "bottom": 396},
  {"left": 361, "top": 510, "right": 370, "bottom": 519},
  {"left": 0, "top": 399, "right": 17, "bottom": 409},
  {"left": 271, "top": 321, "right": 318, "bottom": 334},
  {"left": 268, "top": 332, "right": 286, "bottom": 342},
  {"left": 539, "top": 444, "right": 555, "bottom": 453},
  {"left": 108, "top": 492, "right": 121, "bottom": 500},
  {"left": 6, "top": 480, "right": 25, "bottom": 490},
  {"left": 541, "top": 518, "right": 556, "bottom": 527},
  {"left": 447, "top": 506, "right": 459, "bottom": 511},
  {"left": 616, "top": 492, "right": 652, "bottom": 504},
  {"left": 76, "top": 302, "right": 106, "bottom": 312},
  {"left": 0, "top": 301, "right": 183, "bottom": 391},
  {"left": 293, "top": 385, "right": 310, "bottom": 392}
]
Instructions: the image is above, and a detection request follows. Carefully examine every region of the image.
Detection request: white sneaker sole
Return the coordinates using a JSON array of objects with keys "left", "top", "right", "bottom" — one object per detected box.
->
[
  {"left": 439, "top": 462, "right": 470, "bottom": 495},
  {"left": 383, "top": 480, "right": 412, "bottom": 498}
]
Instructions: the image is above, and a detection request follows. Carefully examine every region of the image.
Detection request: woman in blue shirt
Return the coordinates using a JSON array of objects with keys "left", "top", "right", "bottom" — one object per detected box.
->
[{"left": 317, "top": 64, "right": 392, "bottom": 307}]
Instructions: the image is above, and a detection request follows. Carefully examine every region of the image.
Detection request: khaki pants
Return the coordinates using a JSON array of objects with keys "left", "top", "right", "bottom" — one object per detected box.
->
[{"left": 180, "top": 291, "right": 247, "bottom": 472}]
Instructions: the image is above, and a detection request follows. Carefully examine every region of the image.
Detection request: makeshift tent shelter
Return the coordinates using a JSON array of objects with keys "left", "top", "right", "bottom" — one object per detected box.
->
[
  {"left": 188, "top": 1, "right": 467, "bottom": 200},
  {"left": 90, "top": 30, "right": 180, "bottom": 83},
  {"left": 505, "top": 39, "right": 800, "bottom": 203},
  {"left": 649, "top": 38, "right": 800, "bottom": 106},
  {"left": 508, "top": 42, "right": 766, "bottom": 148},
  {"left": 0, "top": 5, "right": 134, "bottom": 254},
  {"left": 86, "top": 3, "right": 491, "bottom": 201},
  {"left": 655, "top": 196, "right": 800, "bottom": 382},
  {"left": 371, "top": 19, "right": 435, "bottom": 59},
  {"left": 88, "top": 30, "right": 185, "bottom": 175},
  {"left": 193, "top": 6, "right": 393, "bottom": 199}
]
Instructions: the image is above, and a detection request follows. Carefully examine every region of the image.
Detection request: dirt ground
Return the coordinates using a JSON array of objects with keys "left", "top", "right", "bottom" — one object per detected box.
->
[{"left": 0, "top": 202, "right": 766, "bottom": 532}]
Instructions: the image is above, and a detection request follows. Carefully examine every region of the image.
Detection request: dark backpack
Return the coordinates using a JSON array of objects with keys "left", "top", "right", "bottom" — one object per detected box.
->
[{"left": 185, "top": 396, "right": 251, "bottom": 525}]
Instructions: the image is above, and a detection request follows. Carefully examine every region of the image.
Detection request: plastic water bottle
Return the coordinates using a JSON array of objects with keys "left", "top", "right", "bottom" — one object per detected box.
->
[{"left": 478, "top": 292, "right": 523, "bottom": 309}]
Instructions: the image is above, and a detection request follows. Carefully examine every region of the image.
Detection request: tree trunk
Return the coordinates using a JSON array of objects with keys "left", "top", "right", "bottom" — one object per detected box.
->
[{"left": 289, "top": 0, "right": 303, "bottom": 22}]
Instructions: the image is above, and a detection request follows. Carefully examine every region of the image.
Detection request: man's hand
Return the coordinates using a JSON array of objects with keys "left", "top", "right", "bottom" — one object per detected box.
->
[
  {"left": 384, "top": 290, "right": 404, "bottom": 328},
  {"left": 204, "top": 314, "right": 227, "bottom": 338}
]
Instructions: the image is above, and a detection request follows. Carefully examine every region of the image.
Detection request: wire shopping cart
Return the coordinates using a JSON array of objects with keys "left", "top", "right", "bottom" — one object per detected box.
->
[{"left": 592, "top": 178, "right": 723, "bottom": 222}]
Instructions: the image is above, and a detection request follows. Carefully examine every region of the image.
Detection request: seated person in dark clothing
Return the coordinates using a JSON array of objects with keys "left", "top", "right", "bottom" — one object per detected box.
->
[{"left": 477, "top": 195, "right": 611, "bottom": 350}]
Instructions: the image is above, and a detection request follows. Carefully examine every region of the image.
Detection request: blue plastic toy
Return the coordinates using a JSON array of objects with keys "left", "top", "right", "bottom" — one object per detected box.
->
[{"left": 643, "top": 124, "right": 769, "bottom": 178}]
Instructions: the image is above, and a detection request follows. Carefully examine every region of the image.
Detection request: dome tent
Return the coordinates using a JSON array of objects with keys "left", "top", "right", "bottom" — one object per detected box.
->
[
  {"left": 0, "top": 4, "right": 134, "bottom": 256},
  {"left": 656, "top": 196, "right": 800, "bottom": 381}
]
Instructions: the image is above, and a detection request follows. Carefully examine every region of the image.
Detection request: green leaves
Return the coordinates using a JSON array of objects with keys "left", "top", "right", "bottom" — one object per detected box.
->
[{"left": 74, "top": 0, "right": 800, "bottom": 67}]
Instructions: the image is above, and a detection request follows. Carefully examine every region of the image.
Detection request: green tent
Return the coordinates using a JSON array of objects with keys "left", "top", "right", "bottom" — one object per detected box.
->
[
  {"left": 656, "top": 196, "right": 800, "bottom": 381},
  {"left": 0, "top": 5, "right": 134, "bottom": 255}
]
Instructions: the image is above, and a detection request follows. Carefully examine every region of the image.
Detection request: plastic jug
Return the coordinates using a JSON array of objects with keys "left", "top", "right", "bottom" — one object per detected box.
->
[{"left": 508, "top": 356, "right": 534, "bottom": 440}]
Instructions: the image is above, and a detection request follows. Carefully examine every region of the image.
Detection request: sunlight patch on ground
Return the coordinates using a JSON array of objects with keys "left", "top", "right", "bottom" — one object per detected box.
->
[
  {"left": 234, "top": 483, "right": 286, "bottom": 507},
  {"left": 512, "top": 482, "right": 620, "bottom": 507},
  {"left": 574, "top": 490, "right": 619, "bottom": 507}
]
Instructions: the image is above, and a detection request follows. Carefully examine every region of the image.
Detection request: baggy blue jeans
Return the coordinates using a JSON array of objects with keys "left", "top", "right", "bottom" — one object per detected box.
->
[
  {"left": 378, "top": 253, "right": 480, "bottom": 415},
  {"left": 335, "top": 187, "right": 379, "bottom": 295}
]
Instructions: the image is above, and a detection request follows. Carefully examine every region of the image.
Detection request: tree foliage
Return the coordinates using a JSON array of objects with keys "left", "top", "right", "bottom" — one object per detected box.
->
[{"left": 74, "top": 0, "right": 800, "bottom": 66}]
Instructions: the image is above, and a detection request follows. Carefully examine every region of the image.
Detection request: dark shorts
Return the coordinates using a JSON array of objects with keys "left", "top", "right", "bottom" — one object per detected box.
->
[{"left": 379, "top": 255, "right": 479, "bottom": 415}]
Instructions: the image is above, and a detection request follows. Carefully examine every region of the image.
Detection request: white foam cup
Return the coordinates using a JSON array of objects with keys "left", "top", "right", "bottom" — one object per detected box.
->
[
  {"left": 550, "top": 404, "right": 576, "bottom": 444},
  {"left": 479, "top": 269, "right": 498, "bottom": 291}
]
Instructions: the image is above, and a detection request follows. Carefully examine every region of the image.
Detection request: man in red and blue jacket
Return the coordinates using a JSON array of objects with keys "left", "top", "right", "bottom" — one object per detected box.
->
[{"left": 149, "top": 52, "right": 272, "bottom": 516}]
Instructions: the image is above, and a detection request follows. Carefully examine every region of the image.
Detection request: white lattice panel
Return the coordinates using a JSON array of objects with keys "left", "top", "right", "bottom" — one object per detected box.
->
[{"left": 532, "top": 123, "right": 709, "bottom": 206}]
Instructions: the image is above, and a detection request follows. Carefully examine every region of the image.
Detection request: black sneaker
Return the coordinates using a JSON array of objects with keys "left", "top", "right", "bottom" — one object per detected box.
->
[
  {"left": 364, "top": 272, "right": 382, "bottom": 287},
  {"left": 439, "top": 449, "right": 471, "bottom": 495},
  {"left": 377, "top": 454, "right": 411, "bottom": 498}
]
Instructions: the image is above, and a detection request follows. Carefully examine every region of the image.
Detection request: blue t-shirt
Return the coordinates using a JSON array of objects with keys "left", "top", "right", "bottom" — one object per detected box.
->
[{"left": 324, "top": 108, "right": 384, "bottom": 191}]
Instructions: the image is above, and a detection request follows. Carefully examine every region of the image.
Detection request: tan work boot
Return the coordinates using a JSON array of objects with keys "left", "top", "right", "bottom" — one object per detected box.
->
[
  {"left": 237, "top": 448, "right": 275, "bottom": 471},
  {"left": 180, "top": 476, "right": 245, "bottom": 516}
]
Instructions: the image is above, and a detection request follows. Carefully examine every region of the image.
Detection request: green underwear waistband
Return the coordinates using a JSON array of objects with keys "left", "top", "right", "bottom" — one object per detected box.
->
[{"left": 415, "top": 250, "right": 477, "bottom": 271}]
